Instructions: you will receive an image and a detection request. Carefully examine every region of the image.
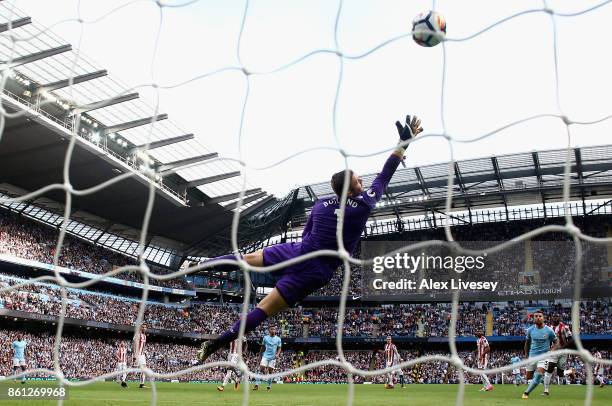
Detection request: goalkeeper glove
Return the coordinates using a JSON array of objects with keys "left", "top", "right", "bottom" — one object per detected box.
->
[
  {"left": 395, "top": 115, "right": 417, "bottom": 142},
  {"left": 394, "top": 115, "right": 422, "bottom": 158}
]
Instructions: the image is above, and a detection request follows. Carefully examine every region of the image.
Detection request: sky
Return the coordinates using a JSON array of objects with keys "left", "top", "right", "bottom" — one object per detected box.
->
[{"left": 12, "top": 0, "right": 612, "bottom": 197}]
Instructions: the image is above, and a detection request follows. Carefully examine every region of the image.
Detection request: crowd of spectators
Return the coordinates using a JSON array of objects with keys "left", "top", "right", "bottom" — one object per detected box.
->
[
  {"left": 1, "top": 209, "right": 610, "bottom": 345},
  {"left": 0, "top": 211, "right": 188, "bottom": 290},
  {"left": 0, "top": 328, "right": 608, "bottom": 384},
  {"left": 0, "top": 273, "right": 233, "bottom": 334},
  {"left": 2, "top": 207, "right": 611, "bottom": 299},
  {"left": 1, "top": 272, "right": 610, "bottom": 338},
  {"left": 312, "top": 265, "right": 363, "bottom": 297},
  {"left": 491, "top": 301, "right": 610, "bottom": 337}
]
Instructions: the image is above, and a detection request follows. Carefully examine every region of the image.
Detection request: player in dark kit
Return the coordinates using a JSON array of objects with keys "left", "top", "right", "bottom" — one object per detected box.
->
[{"left": 197, "top": 115, "right": 423, "bottom": 362}]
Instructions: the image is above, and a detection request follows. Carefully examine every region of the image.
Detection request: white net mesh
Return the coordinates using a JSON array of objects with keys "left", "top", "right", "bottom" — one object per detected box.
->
[{"left": 0, "top": 0, "right": 611, "bottom": 405}]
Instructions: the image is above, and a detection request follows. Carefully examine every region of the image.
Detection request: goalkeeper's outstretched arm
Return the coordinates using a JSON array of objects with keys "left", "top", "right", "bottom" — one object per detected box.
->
[{"left": 369, "top": 115, "right": 423, "bottom": 201}]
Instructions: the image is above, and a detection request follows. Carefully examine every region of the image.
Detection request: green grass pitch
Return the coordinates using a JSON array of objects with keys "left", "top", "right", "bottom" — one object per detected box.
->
[{"left": 0, "top": 381, "right": 609, "bottom": 405}]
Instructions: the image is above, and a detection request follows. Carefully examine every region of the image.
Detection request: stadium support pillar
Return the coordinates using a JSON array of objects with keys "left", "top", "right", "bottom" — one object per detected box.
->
[
  {"left": 72, "top": 92, "right": 139, "bottom": 115},
  {"left": 575, "top": 148, "right": 587, "bottom": 215},
  {"left": 101, "top": 114, "right": 169, "bottom": 136},
  {"left": 454, "top": 162, "right": 472, "bottom": 224},
  {"left": 205, "top": 188, "right": 262, "bottom": 205},
  {"left": 414, "top": 167, "right": 430, "bottom": 198},
  {"left": 385, "top": 191, "right": 404, "bottom": 233},
  {"left": 532, "top": 152, "right": 547, "bottom": 219},
  {"left": 0, "top": 17, "right": 31, "bottom": 33},
  {"left": 491, "top": 157, "right": 509, "bottom": 220},
  {"left": 223, "top": 192, "right": 268, "bottom": 211},
  {"left": 130, "top": 133, "right": 195, "bottom": 153},
  {"left": 157, "top": 153, "right": 218, "bottom": 174},
  {"left": 1, "top": 44, "right": 72, "bottom": 70},
  {"left": 35, "top": 70, "right": 107, "bottom": 94},
  {"left": 280, "top": 189, "right": 300, "bottom": 239},
  {"left": 305, "top": 186, "right": 317, "bottom": 201},
  {"left": 178, "top": 171, "right": 241, "bottom": 194}
]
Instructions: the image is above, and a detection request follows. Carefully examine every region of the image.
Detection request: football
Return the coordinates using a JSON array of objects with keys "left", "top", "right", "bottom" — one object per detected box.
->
[{"left": 412, "top": 10, "right": 447, "bottom": 47}]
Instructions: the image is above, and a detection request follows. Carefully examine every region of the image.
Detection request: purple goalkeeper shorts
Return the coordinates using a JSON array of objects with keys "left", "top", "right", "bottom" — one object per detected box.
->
[{"left": 263, "top": 242, "right": 336, "bottom": 306}]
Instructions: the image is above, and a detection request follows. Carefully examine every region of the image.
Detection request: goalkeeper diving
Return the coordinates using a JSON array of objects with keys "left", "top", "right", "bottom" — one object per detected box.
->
[{"left": 198, "top": 115, "right": 424, "bottom": 362}]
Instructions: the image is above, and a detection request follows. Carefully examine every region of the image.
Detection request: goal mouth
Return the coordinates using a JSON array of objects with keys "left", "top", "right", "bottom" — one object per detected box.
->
[{"left": 0, "top": 2, "right": 610, "bottom": 405}]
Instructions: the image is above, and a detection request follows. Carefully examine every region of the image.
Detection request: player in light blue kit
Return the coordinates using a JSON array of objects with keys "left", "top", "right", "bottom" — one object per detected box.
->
[
  {"left": 510, "top": 355, "right": 522, "bottom": 386},
  {"left": 522, "top": 310, "right": 557, "bottom": 399},
  {"left": 11, "top": 334, "right": 28, "bottom": 384},
  {"left": 253, "top": 325, "right": 282, "bottom": 391}
]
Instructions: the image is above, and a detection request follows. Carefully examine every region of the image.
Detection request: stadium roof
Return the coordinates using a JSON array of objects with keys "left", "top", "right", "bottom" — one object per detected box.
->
[
  {"left": 0, "top": 3, "right": 275, "bottom": 263},
  {"left": 2, "top": 5, "right": 612, "bottom": 263},
  {"left": 184, "top": 144, "right": 612, "bottom": 258},
  {"left": 290, "top": 144, "right": 612, "bottom": 230}
]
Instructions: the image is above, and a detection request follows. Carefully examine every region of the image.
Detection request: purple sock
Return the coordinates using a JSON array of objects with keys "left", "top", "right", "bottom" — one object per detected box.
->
[
  {"left": 213, "top": 308, "right": 268, "bottom": 349},
  {"left": 201, "top": 254, "right": 242, "bottom": 272}
]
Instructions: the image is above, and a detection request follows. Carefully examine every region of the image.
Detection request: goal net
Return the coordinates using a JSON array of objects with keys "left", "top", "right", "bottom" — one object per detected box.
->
[{"left": 0, "top": 1, "right": 611, "bottom": 405}]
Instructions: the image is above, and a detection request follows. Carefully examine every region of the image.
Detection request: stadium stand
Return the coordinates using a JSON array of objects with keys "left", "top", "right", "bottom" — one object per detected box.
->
[
  {"left": 0, "top": 210, "right": 189, "bottom": 290},
  {"left": 0, "top": 327, "right": 608, "bottom": 384},
  {"left": 1, "top": 269, "right": 609, "bottom": 339}
]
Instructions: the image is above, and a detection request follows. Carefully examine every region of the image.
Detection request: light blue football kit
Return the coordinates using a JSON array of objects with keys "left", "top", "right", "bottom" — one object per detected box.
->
[
  {"left": 262, "top": 335, "right": 282, "bottom": 361},
  {"left": 258, "top": 334, "right": 282, "bottom": 389},
  {"left": 524, "top": 324, "right": 556, "bottom": 395},
  {"left": 11, "top": 340, "right": 27, "bottom": 361}
]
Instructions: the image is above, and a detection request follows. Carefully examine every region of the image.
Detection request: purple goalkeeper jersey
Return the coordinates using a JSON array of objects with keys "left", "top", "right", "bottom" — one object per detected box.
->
[
  {"left": 300, "top": 154, "right": 402, "bottom": 263},
  {"left": 262, "top": 154, "right": 402, "bottom": 305}
]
